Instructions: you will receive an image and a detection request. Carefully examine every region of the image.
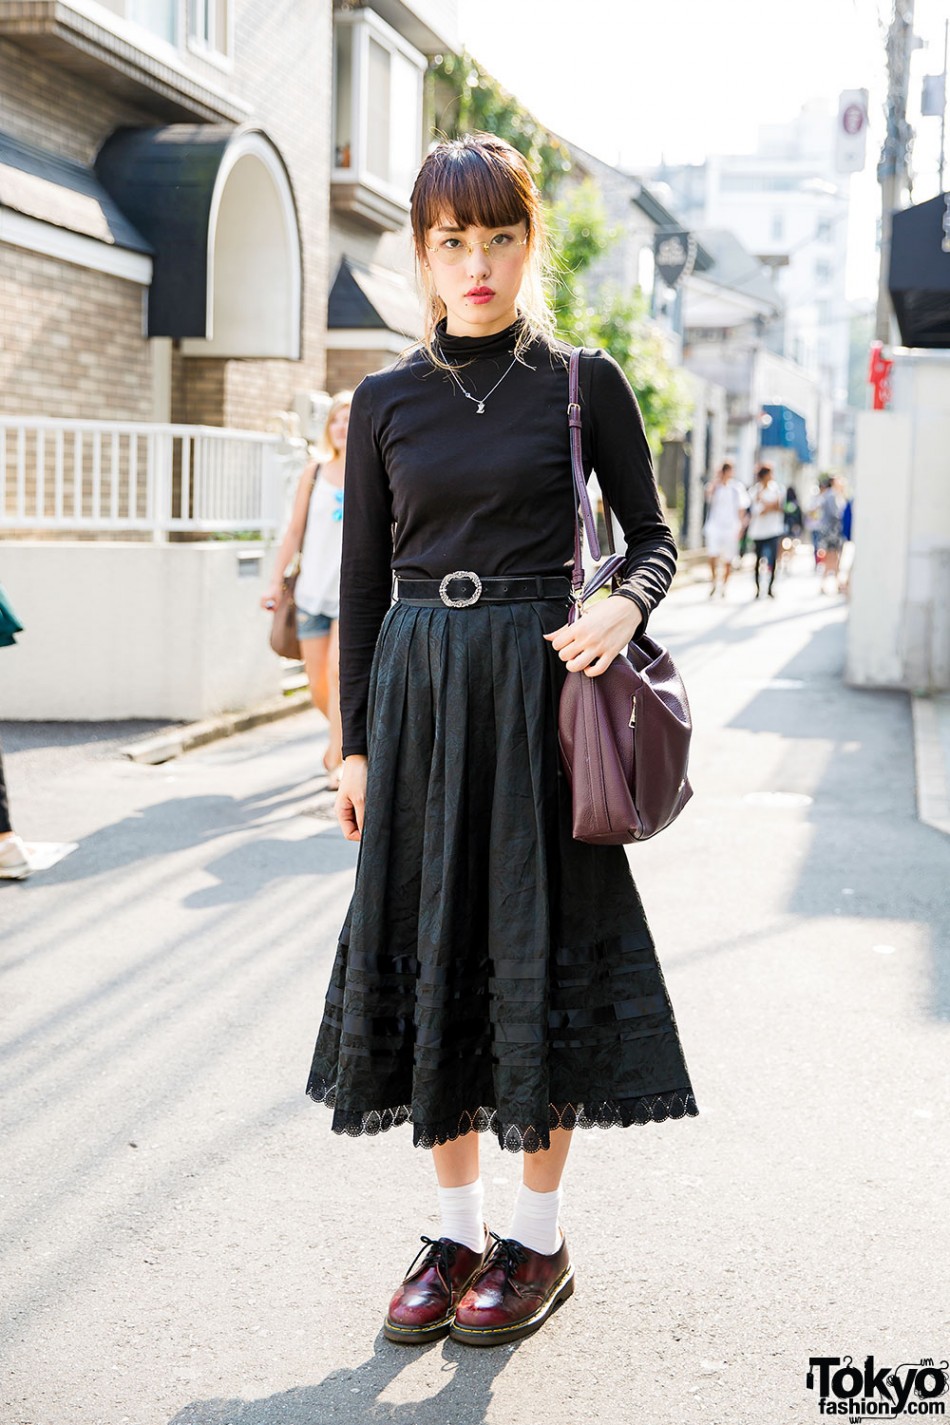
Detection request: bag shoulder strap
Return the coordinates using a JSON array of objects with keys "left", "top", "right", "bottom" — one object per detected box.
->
[
  {"left": 296, "top": 461, "right": 320, "bottom": 554},
  {"left": 568, "top": 350, "right": 620, "bottom": 595}
]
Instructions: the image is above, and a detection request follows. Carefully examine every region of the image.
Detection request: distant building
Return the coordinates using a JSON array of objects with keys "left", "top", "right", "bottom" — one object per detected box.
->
[
  {"left": 682, "top": 227, "right": 823, "bottom": 493},
  {"left": 648, "top": 101, "right": 852, "bottom": 458},
  {"left": 325, "top": 1, "right": 459, "bottom": 402}
]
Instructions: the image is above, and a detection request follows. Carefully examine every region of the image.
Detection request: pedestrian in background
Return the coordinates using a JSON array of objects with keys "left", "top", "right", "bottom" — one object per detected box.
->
[
  {"left": 703, "top": 460, "right": 748, "bottom": 598},
  {"left": 816, "top": 474, "right": 845, "bottom": 595},
  {"left": 747, "top": 462, "right": 785, "bottom": 599},
  {"left": 262, "top": 393, "right": 351, "bottom": 789},
  {"left": 306, "top": 133, "right": 697, "bottom": 1350},
  {"left": 778, "top": 483, "right": 804, "bottom": 572},
  {"left": 0, "top": 741, "right": 31, "bottom": 880},
  {"left": 0, "top": 585, "right": 30, "bottom": 880}
]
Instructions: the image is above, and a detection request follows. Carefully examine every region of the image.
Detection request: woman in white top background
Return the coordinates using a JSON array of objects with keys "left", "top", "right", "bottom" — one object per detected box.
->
[
  {"left": 702, "top": 460, "right": 748, "bottom": 598},
  {"left": 262, "top": 392, "right": 351, "bottom": 788},
  {"left": 746, "top": 462, "right": 786, "bottom": 600}
]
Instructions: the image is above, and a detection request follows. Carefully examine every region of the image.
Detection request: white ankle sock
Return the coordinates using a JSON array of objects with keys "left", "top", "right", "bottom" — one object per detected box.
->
[
  {"left": 508, "top": 1184, "right": 562, "bottom": 1256},
  {"left": 436, "top": 1179, "right": 485, "bottom": 1253}
]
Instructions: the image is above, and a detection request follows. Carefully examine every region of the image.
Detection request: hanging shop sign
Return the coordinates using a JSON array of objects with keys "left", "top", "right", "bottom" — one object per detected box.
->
[{"left": 653, "top": 230, "right": 696, "bottom": 289}]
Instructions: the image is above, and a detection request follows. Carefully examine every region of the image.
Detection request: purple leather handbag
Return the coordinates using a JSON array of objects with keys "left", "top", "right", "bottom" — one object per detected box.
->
[{"left": 557, "top": 349, "right": 693, "bottom": 845}]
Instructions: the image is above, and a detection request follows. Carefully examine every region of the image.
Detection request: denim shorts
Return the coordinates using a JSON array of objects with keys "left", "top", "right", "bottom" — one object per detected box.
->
[{"left": 295, "top": 608, "right": 334, "bottom": 639}]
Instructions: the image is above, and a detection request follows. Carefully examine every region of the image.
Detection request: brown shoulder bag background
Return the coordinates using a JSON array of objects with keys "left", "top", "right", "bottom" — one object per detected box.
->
[{"left": 269, "top": 466, "right": 317, "bottom": 661}]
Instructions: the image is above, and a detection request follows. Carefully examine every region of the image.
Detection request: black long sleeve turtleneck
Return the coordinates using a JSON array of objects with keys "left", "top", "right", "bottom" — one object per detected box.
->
[{"left": 339, "top": 321, "right": 677, "bottom": 757}]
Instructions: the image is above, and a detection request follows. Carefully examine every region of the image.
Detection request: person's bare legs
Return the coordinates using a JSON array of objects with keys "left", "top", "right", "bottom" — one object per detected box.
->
[
  {"left": 324, "top": 619, "right": 343, "bottom": 777},
  {"left": 433, "top": 1126, "right": 572, "bottom": 1193},
  {"left": 523, "top": 1127, "right": 573, "bottom": 1193},
  {"left": 301, "top": 634, "right": 343, "bottom": 776},
  {"left": 432, "top": 1135, "right": 480, "bottom": 1188},
  {"left": 819, "top": 547, "right": 840, "bottom": 593},
  {"left": 301, "top": 635, "right": 330, "bottom": 719},
  {"left": 707, "top": 554, "right": 719, "bottom": 595}
]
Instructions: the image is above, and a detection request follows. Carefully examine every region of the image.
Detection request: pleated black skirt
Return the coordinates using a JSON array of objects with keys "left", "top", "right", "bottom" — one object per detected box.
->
[{"left": 306, "top": 596, "right": 698, "bottom": 1153}]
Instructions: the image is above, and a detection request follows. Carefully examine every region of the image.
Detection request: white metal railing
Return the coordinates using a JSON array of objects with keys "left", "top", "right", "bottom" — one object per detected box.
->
[{"left": 0, "top": 417, "right": 306, "bottom": 540}]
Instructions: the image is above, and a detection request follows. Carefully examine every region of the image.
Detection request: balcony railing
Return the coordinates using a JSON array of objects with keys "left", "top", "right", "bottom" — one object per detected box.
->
[{"left": 0, "top": 418, "right": 304, "bottom": 540}]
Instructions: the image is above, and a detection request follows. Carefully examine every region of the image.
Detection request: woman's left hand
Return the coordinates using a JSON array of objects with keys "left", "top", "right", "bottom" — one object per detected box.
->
[{"left": 544, "top": 595, "right": 643, "bottom": 677}]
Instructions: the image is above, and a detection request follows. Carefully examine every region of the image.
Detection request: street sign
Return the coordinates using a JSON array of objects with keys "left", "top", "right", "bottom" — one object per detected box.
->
[
  {"left": 836, "top": 89, "right": 869, "bottom": 173},
  {"left": 867, "top": 340, "right": 892, "bottom": 409},
  {"left": 922, "top": 73, "right": 946, "bottom": 117},
  {"left": 653, "top": 230, "right": 696, "bottom": 289}
]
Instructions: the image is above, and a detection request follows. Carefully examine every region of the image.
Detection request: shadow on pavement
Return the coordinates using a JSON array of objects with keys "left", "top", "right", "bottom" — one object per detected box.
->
[
  {"left": 168, "top": 1334, "right": 513, "bottom": 1425},
  {"left": 726, "top": 620, "right": 950, "bottom": 1018},
  {"left": 0, "top": 718, "right": 177, "bottom": 754},
  {"left": 181, "top": 827, "right": 356, "bottom": 907},
  {"left": 10, "top": 782, "right": 349, "bottom": 890}
]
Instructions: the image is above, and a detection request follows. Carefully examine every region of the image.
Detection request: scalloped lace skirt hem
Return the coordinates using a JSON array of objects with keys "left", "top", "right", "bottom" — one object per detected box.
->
[{"left": 307, "top": 1077, "right": 699, "bottom": 1154}]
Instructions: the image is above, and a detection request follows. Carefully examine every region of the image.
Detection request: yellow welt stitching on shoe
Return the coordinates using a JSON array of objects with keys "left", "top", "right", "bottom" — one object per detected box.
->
[
  {"left": 453, "top": 1267, "right": 574, "bottom": 1337},
  {"left": 385, "top": 1318, "right": 448, "bottom": 1336}
]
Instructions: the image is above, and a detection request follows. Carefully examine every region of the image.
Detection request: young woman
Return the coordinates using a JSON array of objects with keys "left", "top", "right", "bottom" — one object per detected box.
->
[
  {"left": 746, "top": 462, "right": 785, "bottom": 600},
  {"left": 306, "top": 135, "right": 697, "bottom": 1347},
  {"left": 703, "top": 460, "right": 748, "bottom": 598},
  {"left": 816, "top": 474, "right": 846, "bottom": 595},
  {"left": 262, "top": 393, "right": 351, "bottom": 788},
  {"left": 0, "top": 742, "right": 31, "bottom": 880}
]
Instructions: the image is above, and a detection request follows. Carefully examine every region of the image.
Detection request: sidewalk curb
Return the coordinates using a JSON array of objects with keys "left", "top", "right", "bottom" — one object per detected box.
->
[
  {"left": 911, "top": 694, "right": 950, "bottom": 837},
  {"left": 119, "top": 556, "right": 710, "bottom": 768},
  {"left": 120, "top": 689, "right": 313, "bottom": 765}
]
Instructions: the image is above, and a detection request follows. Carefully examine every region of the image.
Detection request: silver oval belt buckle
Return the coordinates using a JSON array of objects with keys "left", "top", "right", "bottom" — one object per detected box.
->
[{"left": 439, "top": 570, "right": 483, "bottom": 608}]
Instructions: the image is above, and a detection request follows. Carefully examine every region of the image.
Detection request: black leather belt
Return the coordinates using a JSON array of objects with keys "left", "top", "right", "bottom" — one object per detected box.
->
[{"left": 396, "top": 572, "right": 572, "bottom": 608}]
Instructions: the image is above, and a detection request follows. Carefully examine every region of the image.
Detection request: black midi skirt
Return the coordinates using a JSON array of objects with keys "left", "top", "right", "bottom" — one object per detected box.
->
[{"left": 306, "top": 596, "right": 698, "bottom": 1153}]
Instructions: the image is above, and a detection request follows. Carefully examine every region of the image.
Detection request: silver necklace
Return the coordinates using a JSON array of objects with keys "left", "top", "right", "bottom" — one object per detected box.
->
[{"left": 444, "top": 353, "right": 519, "bottom": 414}]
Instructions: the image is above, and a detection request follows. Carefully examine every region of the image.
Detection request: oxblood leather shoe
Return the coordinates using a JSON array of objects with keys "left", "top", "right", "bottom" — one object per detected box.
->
[
  {"left": 383, "top": 1232, "right": 490, "bottom": 1345},
  {"left": 450, "top": 1231, "right": 575, "bottom": 1346}
]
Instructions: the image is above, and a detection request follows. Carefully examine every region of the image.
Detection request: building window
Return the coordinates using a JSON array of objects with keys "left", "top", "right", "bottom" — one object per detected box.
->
[
  {"left": 815, "top": 259, "right": 832, "bottom": 285},
  {"left": 771, "top": 212, "right": 784, "bottom": 242},
  {"left": 333, "top": 9, "right": 425, "bottom": 207},
  {"left": 816, "top": 219, "right": 833, "bottom": 242},
  {"left": 189, "top": 0, "right": 230, "bottom": 54},
  {"left": 126, "top": 0, "right": 178, "bottom": 44}
]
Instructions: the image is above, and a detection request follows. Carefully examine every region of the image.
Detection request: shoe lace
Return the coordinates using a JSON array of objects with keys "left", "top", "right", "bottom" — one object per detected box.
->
[
  {"left": 405, "top": 1235, "right": 458, "bottom": 1292},
  {"left": 485, "top": 1231, "right": 530, "bottom": 1298}
]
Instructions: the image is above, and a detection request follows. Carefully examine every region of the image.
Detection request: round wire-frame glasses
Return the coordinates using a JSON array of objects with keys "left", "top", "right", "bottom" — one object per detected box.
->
[{"left": 425, "top": 233, "right": 528, "bottom": 267}]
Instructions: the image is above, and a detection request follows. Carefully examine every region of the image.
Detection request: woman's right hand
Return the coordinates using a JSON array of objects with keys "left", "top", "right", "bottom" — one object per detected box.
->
[
  {"left": 336, "top": 755, "right": 368, "bottom": 842},
  {"left": 260, "top": 583, "right": 282, "bottom": 612}
]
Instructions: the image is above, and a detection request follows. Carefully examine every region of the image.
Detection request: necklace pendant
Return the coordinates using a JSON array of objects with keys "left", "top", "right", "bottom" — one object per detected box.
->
[{"left": 475, "top": 402, "right": 485, "bottom": 414}]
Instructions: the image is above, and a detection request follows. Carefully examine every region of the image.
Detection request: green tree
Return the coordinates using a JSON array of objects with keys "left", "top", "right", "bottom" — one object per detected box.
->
[
  {"left": 550, "top": 184, "right": 691, "bottom": 454},
  {"left": 429, "top": 52, "right": 570, "bottom": 197}
]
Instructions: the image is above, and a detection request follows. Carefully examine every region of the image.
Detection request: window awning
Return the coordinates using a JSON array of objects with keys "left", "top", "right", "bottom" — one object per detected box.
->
[
  {"left": 760, "top": 404, "right": 813, "bottom": 463},
  {"left": 328, "top": 256, "right": 422, "bottom": 340},
  {"left": 95, "top": 124, "right": 302, "bottom": 356},
  {"left": 0, "top": 130, "right": 151, "bottom": 253},
  {"left": 888, "top": 191, "right": 950, "bottom": 348}
]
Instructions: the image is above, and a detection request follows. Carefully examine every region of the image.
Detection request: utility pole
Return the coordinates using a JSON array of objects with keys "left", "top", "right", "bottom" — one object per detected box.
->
[
  {"left": 940, "top": 18, "right": 948, "bottom": 192},
  {"left": 876, "top": 0, "right": 916, "bottom": 343}
]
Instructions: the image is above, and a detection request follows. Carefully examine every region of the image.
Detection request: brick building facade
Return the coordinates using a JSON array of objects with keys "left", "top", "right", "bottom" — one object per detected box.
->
[
  {"left": 0, "top": 1, "right": 330, "bottom": 434},
  {"left": 0, "top": 2, "right": 460, "bottom": 448}
]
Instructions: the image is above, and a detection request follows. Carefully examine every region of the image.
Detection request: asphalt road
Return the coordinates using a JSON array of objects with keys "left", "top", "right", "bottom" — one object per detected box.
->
[{"left": 2, "top": 553, "right": 948, "bottom": 1425}]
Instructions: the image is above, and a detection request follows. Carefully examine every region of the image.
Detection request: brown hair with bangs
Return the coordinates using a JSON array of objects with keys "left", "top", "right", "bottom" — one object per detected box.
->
[{"left": 410, "top": 133, "right": 556, "bottom": 367}]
